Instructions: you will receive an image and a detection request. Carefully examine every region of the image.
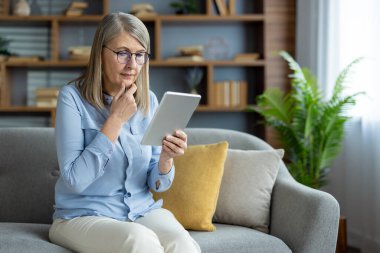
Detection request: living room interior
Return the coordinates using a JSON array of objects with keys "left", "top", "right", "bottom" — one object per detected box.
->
[{"left": 0, "top": 0, "right": 379, "bottom": 253}]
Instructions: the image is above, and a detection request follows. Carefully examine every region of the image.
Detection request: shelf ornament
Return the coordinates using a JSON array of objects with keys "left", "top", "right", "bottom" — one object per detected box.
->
[{"left": 13, "top": 0, "right": 31, "bottom": 16}]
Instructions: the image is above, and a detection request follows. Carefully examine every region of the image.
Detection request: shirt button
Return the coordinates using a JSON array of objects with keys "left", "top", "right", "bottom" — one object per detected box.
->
[{"left": 127, "top": 192, "right": 131, "bottom": 197}]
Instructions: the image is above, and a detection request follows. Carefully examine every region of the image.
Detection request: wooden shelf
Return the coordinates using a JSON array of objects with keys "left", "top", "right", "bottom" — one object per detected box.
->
[
  {"left": 0, "top": 14, "right": 263, "bottom": 23},
  {"left": 0, "top": 106, "right": 56, "bottom": 127},
  {"left": 0, "top": 0, "right": 296, "bottom": 143},
  {"left": 4, "top": 60, "right": 88, "bottom": 67},
  {"left": 0, "top": 15, "right": 105, "bottom": 22},
  {"left": 197, "top": 105, "right": 251, "bottom": 112},
  {"left": 141, "top": 14, "right": 265, "bottom": 22},
  {"left": 3, "top": 59, "right": 265, "bottom": 68},
  {"left": 0, "top": 106, "right": 55, "bottom": 112},
  {"left": 150, "top": 60, "right": 265, "bottom": 67}
]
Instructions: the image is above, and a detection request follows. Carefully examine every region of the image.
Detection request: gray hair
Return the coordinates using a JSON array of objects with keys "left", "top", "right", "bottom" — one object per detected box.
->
[{"left": 75, "top": 12, "right": 151, "bottom": 115}]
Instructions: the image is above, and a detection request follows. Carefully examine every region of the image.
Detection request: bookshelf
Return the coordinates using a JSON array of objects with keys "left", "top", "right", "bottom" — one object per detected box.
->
[{"left": 0, "top": 0, "right": 295, "bottom": 143}]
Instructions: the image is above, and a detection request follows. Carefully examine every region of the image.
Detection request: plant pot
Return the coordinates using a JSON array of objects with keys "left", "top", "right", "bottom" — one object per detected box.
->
[
  {"left": 336, "top": 216, "right": 347, "bottom": 253},
  {"left": 13, "top": 0, "right": 31, "bottom": 16}
]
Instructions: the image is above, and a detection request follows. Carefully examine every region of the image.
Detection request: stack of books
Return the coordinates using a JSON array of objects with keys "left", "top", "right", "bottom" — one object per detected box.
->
[
  {"left": 64, "top": 1, "right": 88, "bottom": 16},
  {"left": 233, "top": 53, "right": 260, "bottom": 62},
  {"left": 35, "top": 87, "right": 60, "bottom": 107},
  {"left": 68, "top": 46, "right": 91, "bottom": 60},
  {"left": 211, "top": 80, "right": 248, "bottom": 107},
  {"left": 214, "top": 0, "right": 236, "bottom": 16},
  {"left": 130, "top": 3, "right": 157, "bottom": 18},
  {"left": 7, "top": 56, "right": 43, "bottom": 62},
  {"left": 166, "top": 45, "right": 204, "bottom": 62}
]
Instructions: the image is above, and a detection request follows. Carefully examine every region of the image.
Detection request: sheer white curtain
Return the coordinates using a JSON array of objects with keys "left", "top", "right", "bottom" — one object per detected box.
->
[{"left": 297, "top": 0, "right": 380, "bottom": 252}]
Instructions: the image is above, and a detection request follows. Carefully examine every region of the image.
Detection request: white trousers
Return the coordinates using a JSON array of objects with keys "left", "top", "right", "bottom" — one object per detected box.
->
[{"left": 49, "top": 208, "right": 201, "bottom": 253}]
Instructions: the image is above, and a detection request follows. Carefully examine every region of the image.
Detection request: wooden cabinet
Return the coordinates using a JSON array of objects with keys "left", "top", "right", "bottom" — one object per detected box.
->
[
  {"left": 0, "top": 0, "right": 108, "bottom": 126},
  {"left": 0, "top": 0, "right": 295, "bottom": 143}
]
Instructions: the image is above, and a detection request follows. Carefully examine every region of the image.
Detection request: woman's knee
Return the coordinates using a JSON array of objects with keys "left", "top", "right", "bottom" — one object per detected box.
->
[
  {"left": 118, "top": 223, "right": 164, "bottom": 253},
  {"left": 162, "top": 231, "right": 201, "bottom": 253}
]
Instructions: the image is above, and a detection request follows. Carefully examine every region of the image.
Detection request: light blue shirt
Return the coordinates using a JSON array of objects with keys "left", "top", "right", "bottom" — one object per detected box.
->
[{"left": 53, "top": 84, "right": 174, "bottom": 221}]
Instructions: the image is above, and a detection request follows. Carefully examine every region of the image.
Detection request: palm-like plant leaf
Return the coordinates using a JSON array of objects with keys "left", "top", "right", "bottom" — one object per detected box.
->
[{"left": 255, "top": 51, "right": 362, "bottom": 188}]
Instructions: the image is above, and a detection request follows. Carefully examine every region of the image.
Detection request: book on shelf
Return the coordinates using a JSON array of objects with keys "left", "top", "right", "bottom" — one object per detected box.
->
[
  {"left": 68, "top": 46, "right": 91, "bottom": 60},
  {"left": 65, "top": 8, "right": 84, "bottom": 16},
  {"left": 68, "top": 46, "right": 91, "bottom": 55},
  {"left": 134, "top": 11, "right": 157, "bottom": 18},
  {"left": 130, "top": 3, "right": 157, "bottom": 18},
  {"left": 131, "top": 3, "right": 154, "bottom": 13},
  {"left": 7, "top": 56, "right": 43, "bottom": 62},
  {"left": 35, "top": 87, "right": 60, "bottom": 107},
  {"left": 177, "top": 45, "right": 204, "bottom": 56},
  {"left": 228, "top": 0, "right": 236, "bottom": 15},
  {"left": 65, "top": 1, "right": 88, "bottom": 16},
  {"left": 35, "top": 87, "right": 60, "bottom": 98},
  {"left": 166, "top": 55, "right": 204, "bottom": 62},
  {"left": 211, "top": 80, "right": 248, "bottom": 107},
  {"left": 36, "top": 97, "right": 58, "bottom": 108},
  {"left": 214, "top": 0, "right": 228, "bottom": 16},
  {"left": 234, "top": 53, "right": 260, "bottom": 62},
  {"left": 68, "top": 1, "right": 88, "bottom": 9}
]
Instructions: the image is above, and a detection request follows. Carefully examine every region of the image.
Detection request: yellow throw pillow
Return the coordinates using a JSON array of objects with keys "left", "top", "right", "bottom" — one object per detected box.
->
[{"left": 153, "top": 141, "right": 228, "bottom": 231}]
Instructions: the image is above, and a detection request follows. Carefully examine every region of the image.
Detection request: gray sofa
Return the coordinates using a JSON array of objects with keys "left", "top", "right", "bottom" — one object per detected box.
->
[{"left": 0, "top": 127, "right": 340, "bottom": 253}]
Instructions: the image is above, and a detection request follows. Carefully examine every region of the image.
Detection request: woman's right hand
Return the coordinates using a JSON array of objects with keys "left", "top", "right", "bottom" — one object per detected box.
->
[
  {"left": 110, "top": 82, "right": 138, "bottom": 123},
  {"left": 101, "top": 83, "right": 137, "bottom": 143}
]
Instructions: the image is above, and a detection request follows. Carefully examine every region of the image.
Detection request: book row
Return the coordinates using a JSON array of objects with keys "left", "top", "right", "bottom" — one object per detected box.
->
[{"left": 209, "top": 80, "right": 248, "bottom": 107}]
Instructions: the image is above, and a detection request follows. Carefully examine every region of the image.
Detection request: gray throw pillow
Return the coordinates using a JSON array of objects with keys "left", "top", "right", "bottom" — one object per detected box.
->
[{"left": 213, "top": 149, "right": 284, "bottom": 233}]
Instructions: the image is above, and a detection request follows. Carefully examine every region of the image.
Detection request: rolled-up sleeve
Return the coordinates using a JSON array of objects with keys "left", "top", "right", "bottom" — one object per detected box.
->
[
  {"left": 147, "top": 145, "right": 175, "bottom": 192},
  {"left": 55, "top": 87, "right": 114, "bottom": 193}
]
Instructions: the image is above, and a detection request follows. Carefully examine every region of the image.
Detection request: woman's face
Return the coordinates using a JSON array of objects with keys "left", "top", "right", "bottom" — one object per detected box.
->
[{"left": 102, "top": 31, "right": 145, "bottom": 96}]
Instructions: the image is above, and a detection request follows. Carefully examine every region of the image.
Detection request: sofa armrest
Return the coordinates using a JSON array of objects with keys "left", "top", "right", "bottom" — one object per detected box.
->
[{"left": 270, "top": 172, "right": 340, "bottom": 253}]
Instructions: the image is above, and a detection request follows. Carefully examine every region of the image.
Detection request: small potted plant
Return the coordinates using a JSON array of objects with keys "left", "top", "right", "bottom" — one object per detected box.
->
[
  {"left": 0, "top": 36, "right": 11, "bottom": 61},
  {"left": 252, "top": 51, "right": 362, "bottom": 189},
  {"left": 169, "top": 0, "right": 198, "bottom": 14}
]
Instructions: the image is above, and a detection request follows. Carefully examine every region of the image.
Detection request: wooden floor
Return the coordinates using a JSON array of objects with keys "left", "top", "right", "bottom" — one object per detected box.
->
[{"left": 346, "top": 246, "right": 361, "bottom": 253}]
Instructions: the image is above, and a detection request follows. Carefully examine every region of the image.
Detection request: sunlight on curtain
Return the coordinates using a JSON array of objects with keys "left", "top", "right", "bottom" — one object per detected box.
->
[
  {"left": 337, "top": 0, "right": 380, "bottom": 120},
  {"left": 325, "top": 0, "right": 380, "bottom": 252}
]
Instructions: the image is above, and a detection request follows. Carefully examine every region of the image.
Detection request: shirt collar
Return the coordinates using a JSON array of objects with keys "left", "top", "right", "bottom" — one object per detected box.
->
[{"left": 103, "top": 93, "right": 113, "bottom": 105}]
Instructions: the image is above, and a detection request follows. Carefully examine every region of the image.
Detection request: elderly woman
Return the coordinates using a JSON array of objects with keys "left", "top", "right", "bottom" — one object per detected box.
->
[{"left": 49, "top": 12, "right": 200, "bottom": 253}]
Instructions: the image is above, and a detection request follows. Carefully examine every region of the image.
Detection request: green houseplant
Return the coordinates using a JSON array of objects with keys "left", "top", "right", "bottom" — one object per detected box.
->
[
  {"left": 253, "top": 51, "right": 362, "bottom": 188},
  {"left": 169, "top": 0, "right": 198, "bottom": 14},
  {"left": 0, "top": 36, "right": 11, "bottom": 57}
]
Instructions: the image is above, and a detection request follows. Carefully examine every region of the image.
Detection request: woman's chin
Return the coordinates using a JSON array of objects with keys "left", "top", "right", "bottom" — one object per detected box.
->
[{"left": 121, "top": 79, "right": 134, "bottom": 87}]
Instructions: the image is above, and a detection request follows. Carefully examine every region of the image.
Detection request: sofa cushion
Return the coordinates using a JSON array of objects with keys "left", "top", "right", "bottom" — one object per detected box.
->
[
  {"left": 153, "top": 141, "right": 228, "bottom": 231},
  {"left": 0, "top": 128, "right": 59, "bottom": 224},
  {"left": 190, "top": 223, "right": 291, "bottom": 253},
  {"left": 0, "top": 223, "right": 73, "bottom": 253},
  {"left": 213, "top": 149, "right": 284, "bottom": 233}
]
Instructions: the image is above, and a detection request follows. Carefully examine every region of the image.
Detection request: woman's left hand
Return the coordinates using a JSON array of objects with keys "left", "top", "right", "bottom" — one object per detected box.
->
[{"left": 158, "top": 130, "right": 187, "bottom": 174}]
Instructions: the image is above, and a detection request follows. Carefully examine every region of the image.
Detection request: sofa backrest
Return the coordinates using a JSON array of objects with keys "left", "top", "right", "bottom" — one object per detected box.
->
[
  {"left": 186, "top": 128, "right": 273, "bottom": 150},
  {"left": 0, "top": 127, "right": 59, "bottom": 224},
  {"left": 0, "top": 127, "right": 288, "bottom": 224}
]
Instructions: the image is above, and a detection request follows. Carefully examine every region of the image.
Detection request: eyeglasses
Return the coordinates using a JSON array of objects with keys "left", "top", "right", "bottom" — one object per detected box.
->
[{"left": 103, "top": 46, "right": 150, "bottom": 65}]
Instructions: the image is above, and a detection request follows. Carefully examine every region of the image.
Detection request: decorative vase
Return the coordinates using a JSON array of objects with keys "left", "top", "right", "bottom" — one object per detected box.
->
[
  {"left": 13, "top": 0, "right": 31, "bottom": 16},
  {"left": 185, "top": 67, "right": 204, "bottom": 95}
]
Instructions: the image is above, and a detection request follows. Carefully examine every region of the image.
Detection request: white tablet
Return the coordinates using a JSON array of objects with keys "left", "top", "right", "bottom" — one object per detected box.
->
[{"left": 141, "top": 91, "right": 201, "bottom": 146}]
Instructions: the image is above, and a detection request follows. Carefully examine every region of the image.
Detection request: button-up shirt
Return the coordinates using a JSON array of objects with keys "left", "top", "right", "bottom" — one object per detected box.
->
[{"left": 53, "top": 84, "right": 174, "bottom": 221}]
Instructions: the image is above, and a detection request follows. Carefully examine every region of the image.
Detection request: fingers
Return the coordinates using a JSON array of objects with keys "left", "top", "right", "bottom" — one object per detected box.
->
[
  {"left": 174, "top": 130, "right": 187, "bottom": 142},
  {"left": 109, "top": 83, "right": 137, "bottom": 122},
  {"left": 162, "top": 130, "right": 188, "bottom": 157},
  {"left": 114, "top": 82, "right": 127, "bottom": 100},
  {"left": 165, "top": 132, "right": 187, "bottom": 148},
  {"left": 163, "top": 139, "right": 185, "bottom": 156},
  {"left": 125, "top": 83, "right": 137, "bottom": 97}
]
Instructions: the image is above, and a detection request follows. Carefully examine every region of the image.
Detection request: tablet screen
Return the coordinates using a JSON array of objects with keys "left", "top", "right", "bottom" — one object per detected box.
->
[{"left": 141, "top": 91, "right": 201, "bottom": 146}]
